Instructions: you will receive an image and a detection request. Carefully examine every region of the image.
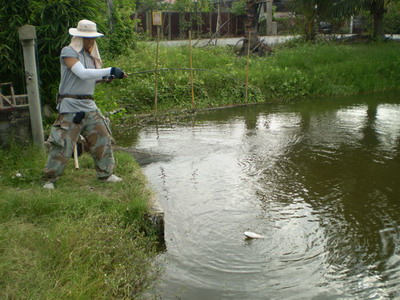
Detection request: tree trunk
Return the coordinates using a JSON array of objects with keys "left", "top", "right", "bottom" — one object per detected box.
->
[
  {"left": 303, "top": 4, "right": 317, "bottom": 41},
  {"left": 304, "top": 17, "right": 316, "bottom": 41},
  {"left": 370, "top": 1, "right": 385, "bottom": 40},
  {"left": 241, "top": 0, "right": 259, "bottom": 55}
]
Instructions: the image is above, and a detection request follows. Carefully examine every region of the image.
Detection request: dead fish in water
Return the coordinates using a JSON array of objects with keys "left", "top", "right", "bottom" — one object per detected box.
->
[{"left": 244, "top": 231, "right": 264, "bottom": 239}]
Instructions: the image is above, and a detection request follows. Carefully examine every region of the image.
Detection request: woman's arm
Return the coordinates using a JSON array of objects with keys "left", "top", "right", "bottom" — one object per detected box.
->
[
  {"left": 64, "top": 57, "right": 79, "bottom": 69},
  {"left": 63, "top": 57, "right": 111, "bottom": 80}
]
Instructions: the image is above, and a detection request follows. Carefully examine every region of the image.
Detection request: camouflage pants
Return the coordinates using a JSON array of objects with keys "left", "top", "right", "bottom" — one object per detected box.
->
[{"left": 43, "top": 111, "right": 115, "bottom": 182}]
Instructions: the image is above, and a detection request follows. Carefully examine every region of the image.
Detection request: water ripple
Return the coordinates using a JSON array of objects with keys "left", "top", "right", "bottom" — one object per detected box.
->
[{"left": 135, "top": 97, "right": 400, "bottom": 299}]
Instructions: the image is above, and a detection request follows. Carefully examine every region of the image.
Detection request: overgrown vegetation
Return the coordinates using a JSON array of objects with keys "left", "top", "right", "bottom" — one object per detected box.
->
[
  {"left": 1, "top": 0, "right": 399, "bottom": 107},
  {"left": 94, "top": 40, "right": 400, "bottom": 117},
  {"left": 103, "top": 0, "right": 137, "bottom": 59},
  {"left": 0, "top": 146, "right": 161, "bottom": 299},
  {"left": 0, "top": 0, "right": 137, "bottom": 105},
  {"left": 385, "top": 1, "right": 400, "bottom": 34}
]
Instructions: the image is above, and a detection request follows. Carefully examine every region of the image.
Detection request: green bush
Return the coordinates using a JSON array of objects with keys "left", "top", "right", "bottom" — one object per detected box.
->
[
  {"left": 0, "top": 0, "right": 140, "bottom": 108},
  {"left": 0, "top": 0, "right": 107, "bottom": 105},
  {"left": 103, "top": 0, "right": 138, "bottom": 59},
  {"left": 230, "top": 0, "right": 246, "bottom": 16},
  {"left": 384, "top": 2, "right": 400, "bottom": 34}
]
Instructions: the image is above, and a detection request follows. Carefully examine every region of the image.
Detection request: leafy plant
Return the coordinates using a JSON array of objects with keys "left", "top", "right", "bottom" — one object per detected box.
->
[
  {"left": 103, "top": 0, "right": 139, "bottom": 59},
  {"left": 0, "top": 0, "right": 106, "bottom": 106},
  {"left": 0, "top": 0, "right": 139, "bottom": 108},
  {"left": 231, "top": 0, "right": 246, "bottom": 16},
  {"left": 333, "top": 0, "right": 400, "bottom": 39},
  {"left": 384, "top": 1, "right": 400, "bottom": 34}
]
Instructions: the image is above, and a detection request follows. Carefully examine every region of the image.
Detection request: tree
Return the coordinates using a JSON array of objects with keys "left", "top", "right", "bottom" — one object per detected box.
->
[
  {"left": 244, "top": 0, "right": 259, "bottom": 42},
  {"left": 289, "top": 0, "right": 336, "bottom": 41},
  {"left": 173, "top": 0, "right": 211, "bottom": 38},
  {"left": 238, "top": 0, "right": 273, "bottom": 55},
  {"left": 231, "top": 0, "right": 246, "bottom": 16},
  {"left": 384, "top": 1, "right": 400, "bottom": 33},
  {"left": 104, "top": 0, "right": 137, "bottom": 58},
  {"left": 333, "top": 0, "right": 398, "bottom": 39}
]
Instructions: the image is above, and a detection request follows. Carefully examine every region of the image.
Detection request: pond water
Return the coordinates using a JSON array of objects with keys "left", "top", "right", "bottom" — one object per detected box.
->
[{"left": 120, "top": 92, "right": 400, "bottom": 300}]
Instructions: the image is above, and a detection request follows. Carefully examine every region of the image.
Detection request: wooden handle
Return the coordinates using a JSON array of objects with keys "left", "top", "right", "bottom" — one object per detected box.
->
[{"left": 74, "top": 144, "right": 79, "bottom": 169}]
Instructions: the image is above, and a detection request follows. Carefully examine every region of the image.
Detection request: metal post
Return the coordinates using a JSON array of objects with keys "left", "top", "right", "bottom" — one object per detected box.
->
[{"left": 18, "top": 25, "right": 44, "bottom": 149}]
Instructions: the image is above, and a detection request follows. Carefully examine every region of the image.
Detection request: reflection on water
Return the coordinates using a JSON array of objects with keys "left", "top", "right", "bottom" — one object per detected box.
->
[{"left": 129, "top": 92, "right": 400, "bottom": 300}]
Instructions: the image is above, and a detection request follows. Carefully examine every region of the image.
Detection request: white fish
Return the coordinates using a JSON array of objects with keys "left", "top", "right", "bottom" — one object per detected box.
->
[{"left": 244, "top": 231, "right": 264, "bottom": 239}]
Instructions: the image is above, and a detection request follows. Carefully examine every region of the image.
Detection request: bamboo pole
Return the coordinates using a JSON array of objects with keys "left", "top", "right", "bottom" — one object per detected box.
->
[
  {"left": 245, "top": 31, "right": 252, "bottom": 105},
  {"left": 154, "top": 26, "right": 160, "bottom": 113},
  {"left": 189, "top": 31, "right": 195, "bottom": 110}
]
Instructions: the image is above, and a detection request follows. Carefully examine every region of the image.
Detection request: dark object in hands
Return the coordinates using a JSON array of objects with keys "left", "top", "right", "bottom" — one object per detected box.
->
[
  {"left": 73, "top": 112, "right": 86, "bottom": 124},
  {"left": 111, "top": 67, "right": 125, "bottom": 79}
]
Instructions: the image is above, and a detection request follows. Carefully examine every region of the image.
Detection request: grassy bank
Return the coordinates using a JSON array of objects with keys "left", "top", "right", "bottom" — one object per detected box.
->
[
  {"left": 95, "top": 41, "right": 400, "bottom": 116},
  {"left": 0, "top": 146, "right": 161, "bottom": 299}
]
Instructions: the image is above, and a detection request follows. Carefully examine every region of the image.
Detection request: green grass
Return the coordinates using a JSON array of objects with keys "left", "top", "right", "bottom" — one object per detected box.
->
[
  {"left": 95, "top": 41, "right": 400, "bottom": 117},
  {"left": 0, "top": 145, "right": 161, "bottom": 299}
]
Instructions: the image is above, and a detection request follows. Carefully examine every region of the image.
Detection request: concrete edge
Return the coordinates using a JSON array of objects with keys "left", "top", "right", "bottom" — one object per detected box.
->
[{"left": 147, "top": 188, "right": 165, "bottom": 248}]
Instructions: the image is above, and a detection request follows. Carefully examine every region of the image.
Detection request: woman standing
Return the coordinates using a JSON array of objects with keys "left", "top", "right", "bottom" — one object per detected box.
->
[{"left": 43, "top": 19, "right": 127, "bottom": 189}]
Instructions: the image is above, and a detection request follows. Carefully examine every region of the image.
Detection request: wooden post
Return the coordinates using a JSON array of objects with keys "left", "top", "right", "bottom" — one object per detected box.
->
[
  {"left": 168, "top": 12, "right": 172, "bottom": 40},
  {"left": 154, "top": 26, "right": 160, "bottom": 113},
  {"left": 235, "top": 16, "right": 238, "bottom": 36},
  {"left": 18, "top": 25, "right": 44, "bottom": 150},
  {"left": 152, "top": 12, "right": 162, "bottom": 113},
  {"left": 10, "top": 83, "right": 16, "bottom": 105},
  {"left": 189, "top": 31, "right": 195, "bottom": 110},
  {"left": 209, "top": 13, "right": 212, "bottom": 38},
  {"left": 245, "top": 32, "right": 251, "bottom": 105},
  {"left": 147, "top": 11, "right": 152, "bottom": 35},
  {"left": 228, "top": 13, "right": 231, "bottom": 35},
  {"left": 266, "top": 0, "right": 273, "bottom": 35},
  {"left": 215, "top": 1, "right": 221, "bottom": 44}
]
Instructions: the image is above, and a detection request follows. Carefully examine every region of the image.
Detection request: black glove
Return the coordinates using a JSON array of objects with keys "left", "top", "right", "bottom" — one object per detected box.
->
[{"left": 111, "top": 67, "right": 125, "bottom": 79}]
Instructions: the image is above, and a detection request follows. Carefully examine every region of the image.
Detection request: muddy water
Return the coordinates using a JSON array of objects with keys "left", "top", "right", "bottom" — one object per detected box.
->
[{"left": 122, "top": 92, "right": 400, "bottom": 299}]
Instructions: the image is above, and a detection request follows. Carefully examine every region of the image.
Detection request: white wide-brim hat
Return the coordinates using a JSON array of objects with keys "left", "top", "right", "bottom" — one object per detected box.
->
[{"left": 68, "top": 19, "right": 104, "bottom": 38}]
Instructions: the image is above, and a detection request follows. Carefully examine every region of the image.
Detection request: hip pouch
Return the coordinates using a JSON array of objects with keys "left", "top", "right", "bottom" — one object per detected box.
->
[{"left": 73, "top": 112, "right": 85, "bottom": 124}]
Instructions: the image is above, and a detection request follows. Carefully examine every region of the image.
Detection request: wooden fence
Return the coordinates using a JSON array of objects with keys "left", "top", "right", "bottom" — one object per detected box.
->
[
  {"left": 138, "top": 11, "right": 245, "bottom": 40},
  {"left": 0, "top": 82, "right": 28, "bottom": 111}
]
